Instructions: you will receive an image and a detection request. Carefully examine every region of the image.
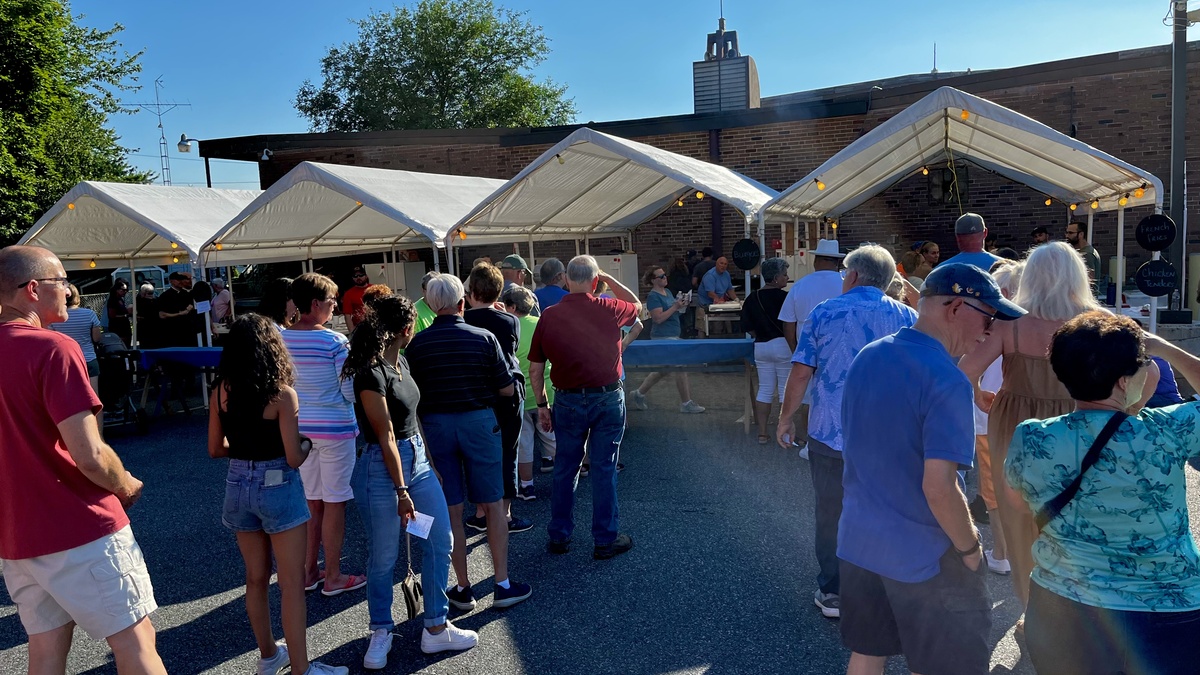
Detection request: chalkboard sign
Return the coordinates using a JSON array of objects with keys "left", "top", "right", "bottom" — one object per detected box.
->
[
  {"left": 1135, "top": 214, "right": 1176, "bottom": 252},
  {"left": 1134, "top": 259, "right": 1178, "bottom": 297},
  {"left": 731, "top": 238, "right": 762, "bottom": 271}
]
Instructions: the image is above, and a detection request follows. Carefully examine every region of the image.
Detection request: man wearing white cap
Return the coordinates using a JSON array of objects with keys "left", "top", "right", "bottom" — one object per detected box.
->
[{"left": 942, "top": 213, "right": 1002, "bottom": 271}]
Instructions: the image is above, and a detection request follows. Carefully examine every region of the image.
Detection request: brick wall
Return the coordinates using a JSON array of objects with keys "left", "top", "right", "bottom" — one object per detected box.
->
[{"left": 254, "top": 52, "right": 1200, "bottom": 295}]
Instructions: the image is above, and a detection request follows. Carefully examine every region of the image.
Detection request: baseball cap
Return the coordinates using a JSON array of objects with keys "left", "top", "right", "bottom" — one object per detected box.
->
[
  {"left": 955, "top": 213, "right": 986, "bottom": 235},
  {"left": 1031, "top": 226, "right": 1048, "bottom": 236},
  {"left": 920, "top": 263, "right": 1026, "bottom": 320},
  {"left": 499, "top": 254, "right": 530, "bottom": 271}
]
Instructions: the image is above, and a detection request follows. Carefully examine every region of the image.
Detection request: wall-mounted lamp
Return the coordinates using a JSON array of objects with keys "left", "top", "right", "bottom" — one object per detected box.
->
[
  {"left": 177, "top": 134, "right": 200, "bottom": 153},
  {"left": 261, "top": 148, "right": 274, "bottom": 161}
]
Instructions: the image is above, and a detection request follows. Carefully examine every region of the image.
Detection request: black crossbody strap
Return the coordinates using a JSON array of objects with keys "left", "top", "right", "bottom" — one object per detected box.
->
[{"left": 1035, "top": 411, "right": 1128, "bottom": 530}]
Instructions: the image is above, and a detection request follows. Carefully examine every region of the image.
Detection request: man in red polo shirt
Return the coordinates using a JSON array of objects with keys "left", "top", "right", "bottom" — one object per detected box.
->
[
  {"left": 342, "top": 265, "right": 370, "bottom": 331},
  {"left": 0, "top": 246, "right": 164, "bottom": 673},
  {"left": 528, "top": 255, "right": 641, "bottom": 560}
]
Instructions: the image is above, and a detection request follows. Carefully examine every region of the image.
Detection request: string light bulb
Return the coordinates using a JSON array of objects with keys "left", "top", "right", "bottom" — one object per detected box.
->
[
  {"left": 1118, "top": 194, "right": 1129, "bottom": 207},
  {"left": 355, "top": 201, "right": 362, "bottom": 206},
  {"left": 89, "top": 259, "right": 96, "bottom": 268},
  {"left": 67, "top": 203, "right": 75, "bottom": 210},
  {"left": 960, "top": 110, "right": 970, "bottom": 121},
  {"left": 172, "top": 255, "right": 180, "bottom": 263},
  {"left": 556, "top": 154, "right": 564, "bottom": 165},
  {"left": 1069, "top": 203, "right": 1078, "bottom": 211},
  {"left": 1134, "top": 185, "right": 1146, "bottom": 199},
  {"left": 458, "top": 230, "right": 467, "bottom": 240},
  {"left": 215, "top": 243, "right": 223, "bottom": 251},
  {"left": 815, "top": 179, "right": 826, "bottom": 191},
  {"left": 921, "top": 167, "right": 929, "bottom": 176},
  {"left": 1091, "top": 200, "right": 1100, "bottom": 210},
  {"left": 1045, "top": 198, "right": 1052, "bottom": 206},
  {"left": 696, "top": 191, "right": 704, "bottom": 200},
  {"left": 831, "top": 221, "right": 838, "bottom": 230},
  {"left": 676, "top": 199, "right": 684, "bottom": 207},
  {"left": 170, "top": 241, "right": 179, "bottom": 249}
]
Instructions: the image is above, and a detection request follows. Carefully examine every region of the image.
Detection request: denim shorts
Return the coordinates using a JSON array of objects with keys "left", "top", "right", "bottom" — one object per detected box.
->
[
  {"left": 421, "top": 408, "right": 504, "bottom": 505},
  {"left": 222, "top": 457, "right": 310, "bottom": 534}
]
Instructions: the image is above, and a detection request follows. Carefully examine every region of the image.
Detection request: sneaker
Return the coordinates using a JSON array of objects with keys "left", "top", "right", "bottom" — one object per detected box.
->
[
  {"left": 304, "top": 663, "right": 349, "bottom": 675},
  {"left": 420, "top": 622, "right": 478, "bottom": 654},
  {"left": 593, "top": 533, "right": 634, "bottom": 560},
  {"left": 986, "top": 550, "right": 1012, "bottom": 575},
  {"left": 814, "top": 591, "right": 840, "bottom": 619},
  {"left": 540, "top": 457, "right": 555, "bottom": 473},
  {"left": 516, "top": 483, "right": 536, "bottom": 501},
  {"left": 493, "top": 580, "right": 532, "bottom": 608},
  {"left": 362, "top": 629, "right": 393, "bottom": 670},
  {"left": 629, "top": 390, "right": 649, "bottom": 411},
  {"left": 579, "top": 463, "right": 590, "bottom": 477},
  {"left": 798, "top": 444, "right": 810, "bottom": 460},
  {"left": 446, "top": 585, "right": 477, "bottom": 611},
  {"left": 970, "top": 495, "right": 990, "bottom": 524},
  {"left": 680, "top": 400, "right": 706, "bottom": 414},
  {"left": 257, "top": 641, "right": 289, "bottom": 675},
  {"left": 465, "top": 515, "right": 488, "bottom": 532},
  {"left": 507, "top": 516, "right": 534, "bottom": 533},
  {"left": 547, "top": 538, "right": 572, "bottom": 554}
]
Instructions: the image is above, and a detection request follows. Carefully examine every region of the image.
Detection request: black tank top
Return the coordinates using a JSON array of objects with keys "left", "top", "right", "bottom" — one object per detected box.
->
[{"left": 217, "top": 389, "right": 288, "bottom": 462}]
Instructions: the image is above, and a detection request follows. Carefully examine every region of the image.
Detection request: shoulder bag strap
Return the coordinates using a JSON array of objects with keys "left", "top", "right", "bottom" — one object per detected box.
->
[{"left": 1035, "top": 411, "right": 1127, "bottom": 530}]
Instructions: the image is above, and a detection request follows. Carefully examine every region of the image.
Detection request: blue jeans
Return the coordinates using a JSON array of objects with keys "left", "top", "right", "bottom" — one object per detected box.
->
[
  {"left": 351, "top": 436, "right": 452, "bottom": 630},
  {"left": 548, "top": 388, "right": 626, "bottom": 545}
]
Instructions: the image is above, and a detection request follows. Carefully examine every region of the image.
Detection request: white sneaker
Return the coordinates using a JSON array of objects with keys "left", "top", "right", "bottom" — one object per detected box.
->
[
  {"left": 986, "top": 550, "right": 1011, "bottom": 575},
  {"left": 680, "top": 400, "right": 706, "bottom": 414},
  {"left": 629, "top": 390, "right": 649, "bottom": 410},
  {"left": 813, "top": 590, "right": 841, "bottom": 619},
  {"left": 363, "top": 628, "right": 394, "bottom": 670},
  {"left": 798, "top": 443, "right": 809, "bottom": 460},
  {"left": 257, "top": 641, "right": 289, "bottom": 675},
  {"left": 304, "top": 662, "right": 349, "bottom": 675},
  {"left": 420, "top": 622, "right": 479, "bottom": 654}
]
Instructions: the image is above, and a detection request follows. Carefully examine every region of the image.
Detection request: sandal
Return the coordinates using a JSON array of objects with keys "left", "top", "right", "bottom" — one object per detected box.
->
[
  {"left": 757, "top": 435, "right": 770, "bottom": 445},
  {"left": 321, "top": 573, "right": 368, "bottom": 597},
  {"left": 303, "top": 570, "right": 326, "bottom": 592}
]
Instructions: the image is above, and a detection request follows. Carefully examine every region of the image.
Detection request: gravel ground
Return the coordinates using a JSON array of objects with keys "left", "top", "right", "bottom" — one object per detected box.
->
[{"left": 3, "top": 372, "right": 1197, "bottom": 674}]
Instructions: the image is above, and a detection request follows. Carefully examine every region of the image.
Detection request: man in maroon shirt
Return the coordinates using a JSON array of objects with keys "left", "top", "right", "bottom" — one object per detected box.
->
[
  {"left": 0, "top": 246, "right": 164, "bottom": 673},
  {"left": 528, "top": 255, "right": 641, "bottom": 559}
]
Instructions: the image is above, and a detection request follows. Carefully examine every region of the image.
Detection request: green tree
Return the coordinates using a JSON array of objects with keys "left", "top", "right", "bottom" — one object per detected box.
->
[
  {"left": 295, "top": 0, "right": 577, "bottom": 132},
  {"left": 0, "top": 0, "right": 151, "bottom": 246}
]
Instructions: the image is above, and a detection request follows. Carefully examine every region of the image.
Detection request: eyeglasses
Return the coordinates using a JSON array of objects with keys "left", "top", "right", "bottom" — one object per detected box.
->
[
  {"left": 16, "top": 277, "right": 69, "bottom": 290},
  {"left": 653, "top": 274, "right": 668, "bottom": 279},
  {"left": 946, "top": 299, "right": 997, "bottom": 331},
  {"left": 353, "top": 272, "right": 367, "bottom": 278}
]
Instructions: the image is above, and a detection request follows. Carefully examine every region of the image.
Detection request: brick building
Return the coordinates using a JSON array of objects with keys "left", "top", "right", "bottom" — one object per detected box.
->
[{"left": 200, "top": 40, "right": 1200, "bottom": 292}]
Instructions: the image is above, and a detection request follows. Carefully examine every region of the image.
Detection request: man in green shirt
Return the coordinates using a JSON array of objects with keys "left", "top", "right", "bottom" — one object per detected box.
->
[
  {"left": 413, "top": 271, "right": 439, "bottom": 333},
  {"left": 1066, "top": 221, "right": 1102, "bottom": 292}
]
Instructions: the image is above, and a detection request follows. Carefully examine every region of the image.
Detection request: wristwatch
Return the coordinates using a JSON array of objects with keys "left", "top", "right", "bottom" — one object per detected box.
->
[
  {"left": 394, "top": 484, "right": 409, "bottom": 494},
  {"left": 536, "top": 401, "right": 549, "bottom": 408},
  {"left": 954, "top": 535, "right": 983, "bottom": 558}
]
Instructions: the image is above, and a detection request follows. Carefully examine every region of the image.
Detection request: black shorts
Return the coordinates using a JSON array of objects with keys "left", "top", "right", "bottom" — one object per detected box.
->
[
  {"left": 1026, "top": 581, "right": 1200, "bottom": 675},
  {"left": 840, "top": 549, "right": 991, "bottom": 675}
]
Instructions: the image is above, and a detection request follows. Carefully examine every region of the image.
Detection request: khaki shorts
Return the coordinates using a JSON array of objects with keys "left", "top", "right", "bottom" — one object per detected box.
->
[
  {"left": 298, "top": 437, "right": 357, "bottom": 502},
  {"left": 3, "top": 525, "right": 157, "bottom": 639},
  {"left": 694, "top": 305, "right": 708, "bottom": 331}
]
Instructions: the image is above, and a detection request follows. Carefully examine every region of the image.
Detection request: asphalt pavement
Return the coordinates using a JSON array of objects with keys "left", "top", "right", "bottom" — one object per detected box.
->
[{"left": 4, "top": 372, "right": 1195, "bottom": 674}]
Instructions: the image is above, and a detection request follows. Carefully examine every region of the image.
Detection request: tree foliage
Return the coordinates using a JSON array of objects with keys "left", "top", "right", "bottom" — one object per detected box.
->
[
  {"left": 0, "top": 0, "right": 152, "bottom": 246},
  {"left": 295, "top": 0, "right": 577, "bottom": 132}
]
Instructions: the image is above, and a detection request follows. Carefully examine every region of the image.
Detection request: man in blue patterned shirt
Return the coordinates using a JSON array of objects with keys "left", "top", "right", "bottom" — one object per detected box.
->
[{"left": 776, "top": 244, "right": 918, "bottom": 619}]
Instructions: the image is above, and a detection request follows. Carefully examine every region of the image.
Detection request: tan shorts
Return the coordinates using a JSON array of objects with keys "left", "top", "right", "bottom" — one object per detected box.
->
[
  {"left": 3, "top": 525, "right": 157, "bottom": 639},
  {"left": 694, "top": 306, "right": 708, "bottom": 331},
  {"left": 298, "top": 437, "right": 357, "bottom": 502}
]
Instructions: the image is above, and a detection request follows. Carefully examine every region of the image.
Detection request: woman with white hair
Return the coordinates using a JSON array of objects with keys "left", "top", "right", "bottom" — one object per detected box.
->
[
  {"left": 959, "top": 242, "right": 1148, "bottom": 622},
  {"left": 741, "top": 257, "right": 792, "bottom": 443},
  {"left": 211, "top": 277, "right": 233, "bottom": 324}
]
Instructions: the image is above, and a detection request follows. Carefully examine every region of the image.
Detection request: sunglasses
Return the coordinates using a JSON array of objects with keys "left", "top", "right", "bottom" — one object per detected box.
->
[
  {"left": 946, "top": 299, "right": 997, "bottom": 331},
  {"left": 653, "top": 274, "right": 667, "bottom": 279}
]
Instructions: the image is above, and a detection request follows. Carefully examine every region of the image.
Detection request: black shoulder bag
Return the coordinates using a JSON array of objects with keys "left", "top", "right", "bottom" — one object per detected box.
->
[{"left": 1034, "top": 411, "right": 1127, "bottom": 531}]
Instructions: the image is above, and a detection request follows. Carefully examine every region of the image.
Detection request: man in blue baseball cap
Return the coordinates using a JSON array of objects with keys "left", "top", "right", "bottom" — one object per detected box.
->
[{"left": 836, "top": 263, "right": 1024, "bottom": 675}]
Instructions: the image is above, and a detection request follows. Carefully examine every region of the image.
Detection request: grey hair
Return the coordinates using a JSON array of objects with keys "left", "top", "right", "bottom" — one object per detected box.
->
[
  {"left": 501, "top": 284, "right": 537, "bottom": 315},
  {"left": 760, "top": 257, "right": 789, "bottom": 282},
  {"left": 211, "top": 277, "right": 225, "bottom": 288},
  {"left": 420, "top": 270, "right": 440, "bottom": 290},
  {"left": 139, "top": 283, "right": 154, "bottom": 295},
  {"left": 539, "top": 258, "right": 565, "bottom": 285},
  {"left": 567, "top": 255, "right": 600, "bottom": 284},
  {"left": 844, "top": 244, "right": 897, "bottom": 291},
  {"left": 424, "top": 274, "right": 464, "bottom": 312}
]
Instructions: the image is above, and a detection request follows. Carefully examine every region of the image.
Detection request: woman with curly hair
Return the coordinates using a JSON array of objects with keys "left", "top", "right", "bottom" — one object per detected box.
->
[
  {"left": 344, "top": 295, "right": 476, "bottom": 668},
  {"left": 207, "top": 314, "right": 347, "bottom": 675}
]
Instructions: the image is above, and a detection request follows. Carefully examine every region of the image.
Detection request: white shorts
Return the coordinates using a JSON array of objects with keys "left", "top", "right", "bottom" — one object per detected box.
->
[
  {"left": 3, "top": 525, "right": 157, "bottom": 639},
  {"left": 518, "top": 408, "right": 556, "bottom": 464},
  {"left": 298, "top": 437, "right": 357, "bottom": 502}
]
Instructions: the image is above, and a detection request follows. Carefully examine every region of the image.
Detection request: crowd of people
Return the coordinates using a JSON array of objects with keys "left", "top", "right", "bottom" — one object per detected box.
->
[{"left": 3, "top": 211, "right": 1200, "bottom": 674}]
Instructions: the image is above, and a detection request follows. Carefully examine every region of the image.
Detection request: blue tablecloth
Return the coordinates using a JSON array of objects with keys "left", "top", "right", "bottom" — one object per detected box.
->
[
  {"left": 623, "top": 338, "right": 753, "bottom": 367},
  {"left": 140, "top": 347, "right": 222, "bottom": 370}
]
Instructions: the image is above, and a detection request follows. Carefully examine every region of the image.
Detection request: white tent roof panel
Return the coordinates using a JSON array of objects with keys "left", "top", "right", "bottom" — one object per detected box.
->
[
  {"left": 204, "top": 162, "right": 507, "bottom": 266},
  {"left": 448, "top": 127, "right": 778, "bottom": 243},
  {"left": 18, "top": 182, "right": 260, "bottom": 270},
  {"left": 763, "top": 87, "right": 1163, "bottom": 220}
]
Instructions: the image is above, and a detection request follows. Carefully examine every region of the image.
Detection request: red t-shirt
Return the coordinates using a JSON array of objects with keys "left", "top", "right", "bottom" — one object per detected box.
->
[
  {"left": 528, "top": 293, "right": 639, "bottom": 389},
  {"left": 343, "top": 285, "right": 367, "bottom": 324},
  {"left": 0, "top": 322, "right": 127, "bottom": 559}
]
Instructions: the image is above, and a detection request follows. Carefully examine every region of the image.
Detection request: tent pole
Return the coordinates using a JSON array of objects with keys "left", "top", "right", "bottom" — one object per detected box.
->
[
  {"left": 1086, "top": 212, "right": 1094, "bottom": 246},
  {"left": 1115, "top": 207, "right": 1125, "bottom": 309},
  {"left": 584, "top": 237, "right": 590, "bottom": 254},
  {"left": 128, "top": 259, "right": 138, "bottom": 348},
  {"left": 792, "top": 216, "right": 799, "bottom": 254},
  {"left": 575, "top": 239, "right": 580, "bottom": 256},
  {"left": 757, "top": 212, "right": 766, "bottom": 262},
  {"left": 528, "top": 235, "right": 535, "bottom": 271},
  {"left": 744, "top": 216, "right": 752, "bottom": 296},
  {"left": 1151, "top": 249, "right": 1160, "bottom": 334},
  {"left": 432, "top": 244, "right": 441, "bottom": 273}
]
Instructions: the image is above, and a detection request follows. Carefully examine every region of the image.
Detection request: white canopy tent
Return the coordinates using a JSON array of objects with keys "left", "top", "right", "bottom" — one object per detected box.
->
[
  {"left": 445, "top": 127, "right": 779, "bottom": 282},
  {"left": 202, "top": 161, "right": 507, "bottom": 270},
  {"left": 19, "top": 181, "right": 261, "bottom": 271},
  {"left": 759, "top": 86, "right": 1165, "bottom": 315}
]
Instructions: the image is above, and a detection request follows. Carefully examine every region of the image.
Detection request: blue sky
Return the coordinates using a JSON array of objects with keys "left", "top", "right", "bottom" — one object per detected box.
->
[{"left": 75, "top": 0, "right": 1178, "bottom": 190}]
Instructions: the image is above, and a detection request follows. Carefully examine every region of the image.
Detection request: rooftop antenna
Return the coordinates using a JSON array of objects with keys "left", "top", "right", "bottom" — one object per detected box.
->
[
  {"left": 122, "top": 77, "right": 191, "bottom": 186},
  {"left": 931, "top": 43, "right": 938, "bottom": 75}
]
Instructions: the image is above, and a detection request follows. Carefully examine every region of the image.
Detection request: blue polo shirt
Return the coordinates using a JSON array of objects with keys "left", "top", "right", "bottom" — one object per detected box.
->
[
  {"left": 941, "top": 251, "right": 1001, "bottom": 271},
  {"left": 698, "top": 268, "right": 733, "bottom": 307},
  {"left": 837, "top": 327, "right": 976, "bottom": 583},
  {"left": 535, "top": 285, "right": 568, "bottom": 311}
]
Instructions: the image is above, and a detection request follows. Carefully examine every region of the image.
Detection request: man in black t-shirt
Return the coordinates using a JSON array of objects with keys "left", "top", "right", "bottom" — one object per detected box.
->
[
  {"left": 156, "top": 272, "right": 196, "bottom": 347},
  {"left": 463, "top": 263, "right": 529, "bottom": 532}
]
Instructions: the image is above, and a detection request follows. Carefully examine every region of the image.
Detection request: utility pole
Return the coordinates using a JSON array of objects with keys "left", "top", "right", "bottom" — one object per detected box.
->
[
  {"left": 1170, "top": 1, "right": 1188, "bottom": 306},
  {"left": 123, "top": 77, "right": 190, "bottom": 186}
]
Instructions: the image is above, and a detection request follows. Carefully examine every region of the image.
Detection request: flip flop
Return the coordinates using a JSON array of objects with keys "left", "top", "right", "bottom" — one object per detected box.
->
[
  {"left": 757, "top": 435, "right": 770, "bottom": 445},
  {"left": 303, "top": 570, "right": 326, "bottom": 592},
  {"left": 321, "top": 573, "right": 368, "bottom": 597}
]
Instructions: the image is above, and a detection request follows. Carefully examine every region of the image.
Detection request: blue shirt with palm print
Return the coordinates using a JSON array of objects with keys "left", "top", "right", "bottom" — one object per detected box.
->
[{"left": 1007, "top": 406, "right": 1200, "bottom": 611}]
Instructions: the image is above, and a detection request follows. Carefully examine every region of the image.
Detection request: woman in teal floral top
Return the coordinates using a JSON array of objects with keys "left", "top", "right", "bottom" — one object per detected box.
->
[{"left": 1006, "top": 311, "right": 1200, "bottom": 675}]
